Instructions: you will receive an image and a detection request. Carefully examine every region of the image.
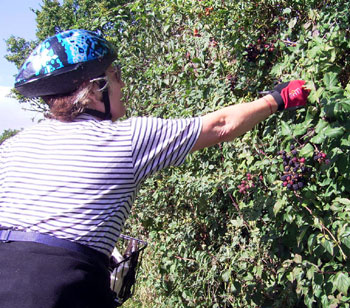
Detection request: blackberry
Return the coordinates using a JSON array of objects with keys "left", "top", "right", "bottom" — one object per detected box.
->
[{"left": 279, "top": 147, "right": 309, "bottom": 192}]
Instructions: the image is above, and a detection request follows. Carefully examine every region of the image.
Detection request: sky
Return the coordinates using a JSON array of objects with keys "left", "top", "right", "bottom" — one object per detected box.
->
[{"left": 0, "top": 1, "right": 44, "bottom": 133}]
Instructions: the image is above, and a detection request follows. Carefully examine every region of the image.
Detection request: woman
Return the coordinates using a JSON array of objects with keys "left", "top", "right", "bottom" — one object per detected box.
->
[{"left": 0, "top": 29, "right": 309, "bottom": 308}]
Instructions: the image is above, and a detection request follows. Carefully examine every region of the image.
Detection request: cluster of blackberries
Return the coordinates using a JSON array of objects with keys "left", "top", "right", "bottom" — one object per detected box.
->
[
  {"left": 314, "top": 151, "right": 330, "bottom": 165},
  {"left": 227, "top": 74, "right": 238, "bottom": 92},
  {"left": 279, "top": 146, "right": 311, "bottom": 191},
  {"left": 245, "top": 37, "right": 275, "bottom": 62},
  {"left": 238, "top": 173, "right": 263, "bottom": 194}
]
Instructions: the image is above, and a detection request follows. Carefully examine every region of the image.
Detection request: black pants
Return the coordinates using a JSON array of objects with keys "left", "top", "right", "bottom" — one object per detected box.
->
[{"left": 0, "top": 241, "right": 115, "bottom": 308}]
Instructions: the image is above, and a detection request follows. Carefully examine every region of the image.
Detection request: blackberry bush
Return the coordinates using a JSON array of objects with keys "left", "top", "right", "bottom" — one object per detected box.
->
[{"left": 5, "top": 0, "right": 350, "bottom": 307}]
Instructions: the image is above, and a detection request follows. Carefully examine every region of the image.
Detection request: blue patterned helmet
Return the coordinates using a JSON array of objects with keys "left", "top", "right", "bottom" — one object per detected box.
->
[{"left": 15, "top": 29, "right": 117, "bottom": 98}]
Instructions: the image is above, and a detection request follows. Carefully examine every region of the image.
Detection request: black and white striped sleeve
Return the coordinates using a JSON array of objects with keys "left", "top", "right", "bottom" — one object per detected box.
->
[{"left": 131, "top": 117, "right": 202, "bottom": 181}]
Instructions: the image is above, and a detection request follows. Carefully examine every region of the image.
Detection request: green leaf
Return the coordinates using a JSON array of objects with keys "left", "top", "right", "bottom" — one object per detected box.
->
[
  {"left": 163, "top": 24, "right": 171, "bottom": 33},
  {"left": 297, "top": 226, "right": 309, "bottom": 246},
  {"left": 309, "top": 45, "right": 322, "bottom": 58},
  {"left": 273, "top": 198, "right": 286, "bottom": 215},
  {"left": 323, "top": 72, "right": 339, "bottom": 88},
  {"left": 310, "top": 133, "right": 326, "bottom": 144},
  {"left": 192, "top": 57, "right": 201, "bottom": 64},
  {"left": 222, "top": 270, "right": 231, "bottom": 282},
  {"left": 306, "top": 266, "right": 316, "bottom": 280},
  {"left": 342, "top": 236, "right": 350, "bottom": 249},
  {"left": 333, "top": 198, "right": 350, "bottom": 206},
  {"left": 321, "top": 238, "right": 334, "bottom": 256},
  {"left": 253, "top": 265, "right": 263, "bottom": 278},
  {"left": 310, "top": 120, "right": 329, "bottom": 144},
  {"left": 288, "top": 18, "right": 297, "bottom": 29},
  {"left": 309, "top": 124, "right": 343, "bottom": 143},
  {"left": 341, "top": 228, "right": 350, "bottom": 249},
  {"left": 299, "top": 143, "right": 314, "bottom": 158},
  {"left": 280, "top": 121, "right": 293, "bottom": 137},
  {"left": 314, "top": 119, "right": 329, "bottom": 133},
  {"left": 323, "top": 126, "right": 345, "bottom": 139},
  {"left": 321, "top": 294, "right": 329, "bottom": 307},
  {"left": 315, "top": 87, "right": 326, "bottom": 99},
  {"left": 293, "top": 254, "right": 302, "bottom": 263},
  {"left": 302, "top": 294, "right": 313, "bottom": 308},
  {"left": 308, "top": 234, "right": 317, "bottom": 252},
  {"left": 293, "top": 120, "right": 312, "bottom": 136},
  {"left": 334, "top": 272, "right": 350, "bottom": 295}
]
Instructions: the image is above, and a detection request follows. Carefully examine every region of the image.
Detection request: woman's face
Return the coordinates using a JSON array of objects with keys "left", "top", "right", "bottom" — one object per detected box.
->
[{"left": 105, "top": 65, "right": 126, "bottom": 121}]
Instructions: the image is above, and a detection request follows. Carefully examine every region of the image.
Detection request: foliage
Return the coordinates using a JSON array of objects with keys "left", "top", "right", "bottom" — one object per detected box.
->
[
  {"left": 5, "top": 0, "right": 350, "bottom": 307},
  {"left": 0, "top": 129, "right": 20, "bottom": 145}
]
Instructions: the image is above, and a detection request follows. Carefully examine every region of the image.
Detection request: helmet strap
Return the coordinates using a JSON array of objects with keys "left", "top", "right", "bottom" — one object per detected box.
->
[
  {"left": 84, "top": 81, "right": 112, "bottom": 120},
  {"left": 102, "top": 89, "right": 112, "bottom": 120}
]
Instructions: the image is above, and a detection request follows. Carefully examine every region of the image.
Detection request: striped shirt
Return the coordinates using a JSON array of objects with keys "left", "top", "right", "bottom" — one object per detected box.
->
[{"left": 0, "top": 114, "right": 202, "bottom": 256}]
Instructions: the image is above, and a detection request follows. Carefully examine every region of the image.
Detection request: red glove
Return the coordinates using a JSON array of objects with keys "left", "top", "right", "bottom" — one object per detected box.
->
[{"left": 270, "top": 80, "right": 310, "bottom": 111}]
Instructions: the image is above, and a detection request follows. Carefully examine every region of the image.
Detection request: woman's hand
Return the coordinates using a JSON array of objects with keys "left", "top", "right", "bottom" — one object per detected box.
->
[{"left": 270, "top": 80, "right": 310, "bottom": 111}]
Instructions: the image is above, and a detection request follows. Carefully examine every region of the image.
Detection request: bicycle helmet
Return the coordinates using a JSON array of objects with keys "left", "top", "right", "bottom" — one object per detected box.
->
[{"left": 15, "top": 29, "right": 117, "bottom": 119}]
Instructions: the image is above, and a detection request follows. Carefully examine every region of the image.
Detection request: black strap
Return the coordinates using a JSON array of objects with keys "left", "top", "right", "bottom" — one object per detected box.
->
[
  {"left": 102, "top": 90, "right": 111, "bottom": 118},
  {"left": 84, "top": 108, "right": 111, "bottom": 120},
  {"left": 84, "top": 78, "right": 112, "bottom": 120},
  {"left": 271, "top": 91, "right": 285, "bottom": 111},
  {"left": 0, "top": 230, "right": 108, "bottom": 264}
]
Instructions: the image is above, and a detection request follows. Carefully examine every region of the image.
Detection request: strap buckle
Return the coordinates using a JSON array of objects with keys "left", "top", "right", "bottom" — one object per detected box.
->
[{"left": 0, "top": 230, "right": 11, "bottom": 242}]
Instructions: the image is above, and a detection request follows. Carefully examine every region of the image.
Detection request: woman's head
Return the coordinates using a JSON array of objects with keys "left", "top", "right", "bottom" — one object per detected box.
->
[
  {"left": 15, "top": 29, "right": 118, "bottom": 121},
  {"left": 42, "top": 80, "right": 98, "bottom": 122},
  {"left": 43, "top": 64, "right": 126, "bottom": 122}
]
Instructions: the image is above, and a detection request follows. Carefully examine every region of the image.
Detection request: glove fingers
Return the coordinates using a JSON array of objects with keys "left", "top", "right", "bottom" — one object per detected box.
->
[{"left": 281, "top": 80, "right": 309, "bottom": 109}]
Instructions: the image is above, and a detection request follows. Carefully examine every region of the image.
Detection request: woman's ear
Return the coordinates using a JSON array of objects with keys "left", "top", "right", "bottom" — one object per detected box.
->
[{"left": 86, "top": 83, "right": 104, "bottom": 109}]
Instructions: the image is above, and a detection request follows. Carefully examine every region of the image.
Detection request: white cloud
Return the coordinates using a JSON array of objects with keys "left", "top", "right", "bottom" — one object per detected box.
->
[
  {"left": 0, "top": 85, "right": 43, "bottom": 132},
  {"left": 0, "top": 86, "right": 11, "bottom": 99}
]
